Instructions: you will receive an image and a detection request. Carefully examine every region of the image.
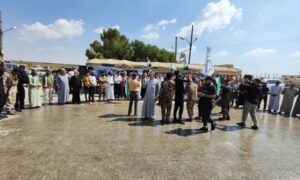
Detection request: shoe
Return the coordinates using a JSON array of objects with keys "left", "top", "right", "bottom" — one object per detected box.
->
[
  {"left": 195, "top": 116, "right": 201, "bottom": 120},
  {"left": 0, "top": 114, "right": 8, "bottom": 120},
  {"left": 173, "top": 117, "right": 178, "bottom": 123},
  {"left": 251, "top": 125, "right": 259, "bottom": 130},
  {"left": 7, "top": 111, "right": 16, "bottom": 115},
  {"left": 178, "top": 120, "right": 185, "bottom": 124},
  {"left": 186, "top": 118, "right": 193, "bottom": 122},
  {"left": 226, "top": 116, "right": 230, "bottom": 120},
  {"left": 218, "top": 117, "right": 226, "bottom": 121},
  {"left": 292, "top": 114, "right": 297, "bottom": 118},
  {"left": 199, "top": 126, "right": 208, "bottom": 132},
  {"left": 236, "top": 122, "right": 246, "bottom": 128},
  {"left": 211, "top": 123, "right": 217, "bottom": 131}
]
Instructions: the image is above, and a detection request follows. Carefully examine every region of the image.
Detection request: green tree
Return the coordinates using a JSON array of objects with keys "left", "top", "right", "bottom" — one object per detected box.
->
[{"left": 86, "top": 28, "right": 176, "bottom": 62}]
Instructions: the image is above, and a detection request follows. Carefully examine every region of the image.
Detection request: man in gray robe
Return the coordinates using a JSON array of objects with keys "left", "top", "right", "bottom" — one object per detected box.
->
[
  {"left": 292, "top": 90, "right": 300, "bottom": 118},
  {"left": 56, "top": 68, "right": 70, "bottom": 105},
  {"left": 268, "top": 81, "right": 282, "bottom": 113},
  {"left": 280, "top": 84, "right": 298, "bottom": 116},
  {"left": 141, "top": 72, "right": 160, "bottom": 120}
]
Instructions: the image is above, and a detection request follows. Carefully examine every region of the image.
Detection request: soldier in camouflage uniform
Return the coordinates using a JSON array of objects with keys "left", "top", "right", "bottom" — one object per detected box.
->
[
  {"left": 185, "top": 77, "right": 198, "bottom": 122},
  {"left": 6, "top": 67, "right": 19, "bottom": 115},
  {"left": 159, "top": 72, "right": 175, "bottom": 123},
  {"left": 0, "top": 62, "right": 8, "bottom": 119}
]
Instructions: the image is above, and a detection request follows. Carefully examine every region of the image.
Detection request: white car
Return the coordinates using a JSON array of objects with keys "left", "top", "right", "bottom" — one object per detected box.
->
[{"left": 263, "top": 79, "right": 285, "bottom": 90}]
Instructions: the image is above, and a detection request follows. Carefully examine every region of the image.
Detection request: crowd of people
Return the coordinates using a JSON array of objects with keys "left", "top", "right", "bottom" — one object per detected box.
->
[{"left": 0, "top": 62, "right": 299, "bottom": 133}]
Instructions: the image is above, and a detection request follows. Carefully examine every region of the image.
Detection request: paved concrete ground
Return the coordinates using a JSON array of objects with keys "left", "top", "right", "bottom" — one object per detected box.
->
[{"left": 0, "top": 100, "right": 300, "bottom": 180}]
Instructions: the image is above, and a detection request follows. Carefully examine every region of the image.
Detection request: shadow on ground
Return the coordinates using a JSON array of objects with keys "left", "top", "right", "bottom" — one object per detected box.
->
[
  {"left": 165, "top": 128, "right": 207, "bottom": 137},
  {"left": 128, "top": 120, "right": 170, "bottom": 127},
  {"left": 110, "top": 117, "right": 139, "bottom": 122},
  {"left": 216, "top": 124, "right": 251, "bottom": 132},
  {"left": 99, "top": 113, "right": 125, "bottom": 118}
]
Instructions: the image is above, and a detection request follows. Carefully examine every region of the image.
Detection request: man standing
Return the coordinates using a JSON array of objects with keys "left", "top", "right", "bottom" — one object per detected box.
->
[
  {"left": 98, "top": 71, "right": 108, "bottom": 102},
  {"left": 198, "top": 76, "right": 217, "bottom": 132},
  {"left": 6, "top": 67, "right": 19, "bottom": 115},
  {"left": 159, "top": 72, "right": 175, "bottom": 123},
  {"left": 237, "top": 78, "right": 261, "bottom": 130},
  {"left": 88, "top": 71, "right": 97, "bottom": 103},
  {"left": 292, "top": 90, "right": 300, "bottom": 118},
  {"left": 127, "top": 73, "right": 140, "bottom": 116},
  {"left": 280, "top": 84, "right": 298, "bottom": 116},
  {"left": 28, "top": 69, "right": 42, "bottom": 108},
  {"left": 69, "top": 70, "right": 82, "bottom": 104},
  {"left": 42, "top": 68, "right": 55, "bottom": 105},
  {"left": 257, "top": 83, "right": 269, "bottom": 112},
  {"left": 173, "top": 71, "right": 188, "bottom": 124},
  {"left": 114, "top": 71, "right": 122, "bottom": 100},
  {"left": 56, "top": 68, "right": 70, "bottom": 105},
  {"left": 185, "top": 76, "right": 198, "bottom": 122},
  {"left": 15, "top": 65, "right": 29, "bottom": 111},
  {"left": 106, "top": 71, "right": 115, "bottom": 101},
  {"left": 218, "top": 79, "right": 232, "bottom": 120},
  {"left": 268, "top": 81, "right": 282, "bottom": 113},
  {"left": 141, "top": 72, "right": 149, "bottom": 99},
  {"left": 82, "top": 72, "right": 90, "bottom": 102},
  {"left": 0, "top": 62, "right": 8, "bottom": 119},
  {"left": 141, "top": 72, "right": 160, "bottom": 120}
]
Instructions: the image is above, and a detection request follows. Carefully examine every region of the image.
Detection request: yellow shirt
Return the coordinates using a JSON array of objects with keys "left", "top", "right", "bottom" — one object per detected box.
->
[
  {"left": 82, "top": 75, "right": 90, "bottom": 86},
  {"left": 129, "top": 79, "right": 141, "bottom": 92}
]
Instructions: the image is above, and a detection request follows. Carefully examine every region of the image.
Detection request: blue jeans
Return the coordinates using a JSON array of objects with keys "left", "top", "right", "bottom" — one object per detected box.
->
[{"left": 128, "top": 91, "right": 139, "bottom": 115}]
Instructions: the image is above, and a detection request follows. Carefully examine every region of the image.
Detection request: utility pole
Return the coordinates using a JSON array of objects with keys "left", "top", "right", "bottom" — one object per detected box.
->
[
  {"left": 0, "top": 11, "right": 3, "bottom": 59},
  {"left": 174, "top": 36, "right": 177, "bottom": 62},
  {"left": 188, "top": 25, "right": 194, "bottom": 64}
]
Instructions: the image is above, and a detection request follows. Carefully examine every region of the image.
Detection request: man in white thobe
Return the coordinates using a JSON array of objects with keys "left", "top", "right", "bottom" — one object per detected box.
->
[
  {"left": 268, "top": 81, "right": 283, "bottom": 113},
  {"left": 141, "top": 72, "right": 160, "bottom": 120}
]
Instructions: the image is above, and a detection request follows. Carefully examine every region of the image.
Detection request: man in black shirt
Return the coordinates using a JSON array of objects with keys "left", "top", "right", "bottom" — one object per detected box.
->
[
  {"left": 15, "top": 65, "right": 29, "bottom": 112},
  {"left": 257, "top": 82, "right": 269, "bottom": 112},
  {"left": 237, "top": 78, "right": 262, "bottom": 130},
  {"left": 218, "top": 79, "right": 232, "bottom": 120},
  {"left": 198, "top": 76, "right": 217, "bottom": 132},
  {"left": 173, "top": 71, "right": 188, "bottom": 124}
]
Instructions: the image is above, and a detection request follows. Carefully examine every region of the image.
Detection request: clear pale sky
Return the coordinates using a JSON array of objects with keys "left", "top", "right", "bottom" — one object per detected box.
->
[{"left": 1, "top": 0, "right": 300, "bottom": 75}]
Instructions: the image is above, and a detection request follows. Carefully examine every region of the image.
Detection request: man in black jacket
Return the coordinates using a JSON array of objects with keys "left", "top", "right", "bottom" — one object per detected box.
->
[
  {"left": 198, "top": 76, "right": 217, "bottom": 132},
  {"left": 15, "top": 65, "right": 29, "bottom": 112},
  {"left": 218, "top": 79, "right": 232, "bottom": 120},
  {"left": 237, "top": 78, "right": 262, "bottom": 130},
  {"left": 173, "top": 71, "right": 189, "bottom": 124}
]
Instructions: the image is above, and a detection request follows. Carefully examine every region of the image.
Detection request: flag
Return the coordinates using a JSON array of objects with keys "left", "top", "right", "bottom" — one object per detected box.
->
[
  {"left": 170, "top": 63, "right": 176, "bottom": 71},
  {"left": 203, "top": 60, "right": 215, "bottom": 76},
  {"left": 215, "top": 75, "right": 222, "bottom": 94}
]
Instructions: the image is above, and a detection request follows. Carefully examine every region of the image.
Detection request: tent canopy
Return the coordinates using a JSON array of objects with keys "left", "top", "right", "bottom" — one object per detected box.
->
[{"left": 86, "top": 59, "right": 242, "bottom": 75}]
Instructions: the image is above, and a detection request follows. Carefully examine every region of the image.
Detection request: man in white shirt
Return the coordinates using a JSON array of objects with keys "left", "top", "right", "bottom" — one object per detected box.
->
[
  {"left": 88, "top": 70, "right": 97, "bottom": 103},
  {"left": 114, "top": 72, "right": 122, "bottom": 100}
]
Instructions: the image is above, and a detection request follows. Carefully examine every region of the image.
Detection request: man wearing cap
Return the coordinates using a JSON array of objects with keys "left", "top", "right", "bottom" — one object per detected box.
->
[
  {"left": 6, "top": 67, "right": 19, "bottom": 115},
  {"left": 42, "top": 68, "right": 55, "bottom": 105},
  {"left": 198, "top": 76, "right": 217, "bottom": 132},
  {"left": 237, "top": 78, "right": 261, "bottom": 130},
  {"left": 15, "top": 65, "right": 29, "bottom": 111},
  {"left": 268, "top": 81, "right": 282, "bottom": 114}
]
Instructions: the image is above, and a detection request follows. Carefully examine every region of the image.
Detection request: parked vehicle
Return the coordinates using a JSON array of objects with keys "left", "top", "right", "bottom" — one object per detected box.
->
[{"left": 263, "top": 79, "right": 285, "bottom": 89}]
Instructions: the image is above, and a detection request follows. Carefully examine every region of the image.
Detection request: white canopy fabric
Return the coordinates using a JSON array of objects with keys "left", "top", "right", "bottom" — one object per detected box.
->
[{"left": 86, "top": 59, "right": 242, "bottom": 75}]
